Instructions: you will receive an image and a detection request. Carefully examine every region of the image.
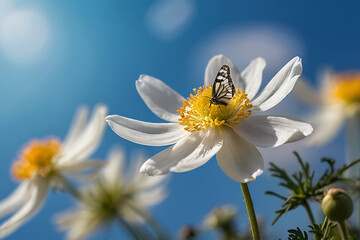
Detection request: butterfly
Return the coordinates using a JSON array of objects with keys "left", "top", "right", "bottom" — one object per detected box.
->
[{"left": 209, "top": 65, "right": 236, "bottom": 106}]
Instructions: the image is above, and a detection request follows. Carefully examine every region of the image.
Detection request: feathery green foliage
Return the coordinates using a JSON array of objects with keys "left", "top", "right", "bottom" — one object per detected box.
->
[{"left": 266, "top": 152, "right": 360, "bottom": 225}]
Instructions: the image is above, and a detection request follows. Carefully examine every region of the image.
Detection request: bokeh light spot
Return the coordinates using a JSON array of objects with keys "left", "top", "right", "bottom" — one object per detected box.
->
[{"left": 0, "top": 10, "right": 49, "bottom": 63}]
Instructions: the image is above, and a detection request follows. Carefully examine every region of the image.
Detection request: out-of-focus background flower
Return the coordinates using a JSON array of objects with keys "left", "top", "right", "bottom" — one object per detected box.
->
[{"left": 0, "top": 0, "right": 359, "bottom": 239}]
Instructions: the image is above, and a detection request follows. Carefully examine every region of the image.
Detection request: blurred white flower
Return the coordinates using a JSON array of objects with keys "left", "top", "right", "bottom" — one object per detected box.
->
[
  {"left": 294, "top": 71, "right": 360, "bottom": 146},
  {"left": 56, "top": 148, "right": 168, "bottom": 240},
  {"left": 0, "top": 9, "right": 49, "bottom": 63},
  {"left": 145, "top": 0, "right": 194, "bottom": 40},
  {"left": 204, "top": 205, "right": 237, "bottom": 230},
  {"left": 0, "top": 105, "right": 107, "bottom": 238},
  {"left": 106, "top": 55, "right": 312, "bottom": 183}
]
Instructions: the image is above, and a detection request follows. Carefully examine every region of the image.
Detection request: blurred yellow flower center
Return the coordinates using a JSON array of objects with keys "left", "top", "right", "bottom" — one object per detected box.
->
[
  {"left": 333, "top": 73, "right": 360, "bottom": 104},
  {"left": 12, "top": 138, "right": 61, "bottom": 180},
  {"left": 178, "top": 86, "right": 252, "bottom": 132}
]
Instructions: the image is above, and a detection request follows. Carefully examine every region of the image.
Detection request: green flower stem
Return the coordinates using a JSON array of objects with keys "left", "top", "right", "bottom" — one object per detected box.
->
[
  {"left": 241, "top": 183, "right": 260, "bottom": 240},
  {"left": 322, "top": 217, "right": 329, "bottom": 237},
  {"left": 303, "top": 200, "right": 316, "bottom": 240},
  {"left": 338, "top": 220, "right": 349, "bottom": 240},
  {"left": 346, "top": 113, "right": 360, "bottom": 228},
  {"left": 63, "top": 181, "right": 81, "bottom": 199},
  {"left": 303, "top": 200, "right": 315, "bottom": 226},
  {"left": 52, "top": 173, "right": 81, "bottom": 200}
]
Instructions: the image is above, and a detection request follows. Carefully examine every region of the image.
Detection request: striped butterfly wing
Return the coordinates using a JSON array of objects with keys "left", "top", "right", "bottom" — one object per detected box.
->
[{"left": 211, "top": 65, "right": 235, "bottom": 106}]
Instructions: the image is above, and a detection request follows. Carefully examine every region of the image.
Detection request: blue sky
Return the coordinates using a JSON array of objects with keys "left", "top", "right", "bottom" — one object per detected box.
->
[{"left": 0, "top": 0, "right": 359, "bottom": 239}]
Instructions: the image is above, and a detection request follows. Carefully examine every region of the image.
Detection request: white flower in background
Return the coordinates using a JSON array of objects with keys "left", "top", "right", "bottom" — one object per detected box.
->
[
  {"left": 294, "top": 71, "right": 360, "bottom": 146},
  {"left": 145, "top": 0, "right": 194, "bottom": 41},
  {"left": 106, "top": 55, "right": 312, "bottom": 183},
  {"left": 0, "top": 105, "right": 107, "bottom": 238},
  {"left": 56, "top": 148, "right": 168, "bottom": 240}
]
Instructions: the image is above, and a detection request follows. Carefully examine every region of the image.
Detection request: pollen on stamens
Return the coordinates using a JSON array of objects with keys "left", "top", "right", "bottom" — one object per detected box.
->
[
  {"left": 332, "top": 73, "right": 360, "bottom": 104},
  {"left": 12, "top": 138, "right": 61, "bottom": 181},
  {"left": 178, "top": 86, "right": 252, "bottom": 132}
]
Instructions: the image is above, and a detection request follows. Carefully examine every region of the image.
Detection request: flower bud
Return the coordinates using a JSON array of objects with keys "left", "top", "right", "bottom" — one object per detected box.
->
[
  {"left": 321, "top": 188, "right": 353, "bottom": 222},
  {"left": 179, "top": 225, "right": 197, "bottom": 239},
  {"left": 204, "top": 205, "right": 236, "bottom": 229}
]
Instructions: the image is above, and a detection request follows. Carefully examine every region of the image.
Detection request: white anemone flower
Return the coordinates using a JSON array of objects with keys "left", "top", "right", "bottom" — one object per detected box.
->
[
  {"left": 294, "top": 71, "right": 360, "bottom": 146},
  {"left": 56, "top": 148, "right": 168, "bottom": 240},
  {"left": 106, "top": 55, "right": 313, "bottom": 183},
  {"left": 0, "top": 105, "right": 107, "bottom": 238}
]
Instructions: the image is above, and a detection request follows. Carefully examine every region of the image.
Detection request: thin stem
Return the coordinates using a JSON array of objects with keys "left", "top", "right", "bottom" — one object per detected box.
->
[
  {"left": 52, "top": 173, "right": 81, "bottom": 200},
  {"left": 303, "top": 200, "right": 315, "bottom": 226},
  {"left": 63, "top": 181, "right": 81, "bottom": 199},
  {"left": 345, "top": 113, "right": 360, "bottom": 228},
  {"left": 338, "top": 220, "right": 349, "bottom": 240},
  {"left": 240, "top": 183, "right": 260, "bottom": 240},
  {"left": 358, "top": 199, "right": 360, "bottom": 233},
  {"left": 322, "top": 217, "right": 329, "bottom": 233},
  {"left": 321, "top": 217, "right": 330, "bottom": 240}
]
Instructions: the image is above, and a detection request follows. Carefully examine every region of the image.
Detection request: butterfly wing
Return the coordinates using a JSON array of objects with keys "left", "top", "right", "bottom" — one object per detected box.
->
[{"left": 211, "top": 65, "right": 235, "bottom": 105}]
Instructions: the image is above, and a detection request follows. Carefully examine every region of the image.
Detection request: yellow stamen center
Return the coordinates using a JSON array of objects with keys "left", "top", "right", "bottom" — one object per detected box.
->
[
  {"left": 333, "top": 73, "right": 360, "bottom": 104},
  {"left": 12, "top": 138, "right": 61, "bottom": 180},
  {"left": 178, "top": 86, "right": 252, "bottom": 132}
]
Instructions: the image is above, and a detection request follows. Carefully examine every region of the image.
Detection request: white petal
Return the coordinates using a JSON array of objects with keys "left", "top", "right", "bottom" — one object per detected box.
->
[
  {"left": 101, "top": 147, "right": 125, "bottom": 186},
  {"left": 59, "top": 160, "right": 105, "bottom": 173},
  {"left": 251, "top": 57, "right": 302, "bottom": 112},
  {"left": 216, "top": 127, "right": 264, "bottom": 183},
  {"left": 134, "top": 176, "right": 168, "bottom": 195},
  {"left": 120, "top": 205, "right": 144, "bottom": 223},
  {"left": 61, "top": 106, "right": 89, "bottom": 154},
  {"left": 0, "top": 177, "right": 48, "bottom": 238},
  {"left": 106, "top": 115, "right": 188, "bottom": 146},
  {"left": 126, "top": 153, "right": 146, "bottom": 182},
  {"left": 56, "top": 210, "right": 82, "bottom": 229},
  {"left": 204, "top": 55, "right": 243, "bottom": 89},
  {"left": 0, "top": 182, "right": 30, "bottom": 218},
  {"left": 56, "top": 160, "right": 105, "bottom": 183},
  {"left": 135, "top": 185, "right": 167, "bottom": 208},
  {"left": 292, "top": 79, "right": 324, "bottom": 107},
  {"left": 232, "top": 115, "right": 313, "bottom": 148},
  {"left": 62, "top": 171, "right": 101, "bottom": 182},
  {"left": 241, "top": 57, "right": 266, "bottom": 100},
  {"left": 128, "top": 154, "right": 168, "bottom": 191},
  {"left": 140, "top": 129, "right": 223, "bottom": 175},
  {"left": 56, "top": 210, "right": 100, "bottom": 240},
  {"left": 319, "top": 68, "right": 336, "bottom": 99},
  {"left": 306, "top": 105, "right": 345, "bottom": 146},
  {"left": 59, "top": 105, "right": 107, "bottom": 164},
  {"left": 136, "top": 75, "right": 185, "bottom": 122},
  {"left": 132, "top": 172, "right": 168, "bottom": 193}
]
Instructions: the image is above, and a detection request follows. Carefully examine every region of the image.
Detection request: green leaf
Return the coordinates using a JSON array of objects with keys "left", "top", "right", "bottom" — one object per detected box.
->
[
  {"left": 266, "top": 152, "right": 360, "bottom": 225},
  {"left": 288, "top": 227, "right": 308, "bottom": 240}
]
